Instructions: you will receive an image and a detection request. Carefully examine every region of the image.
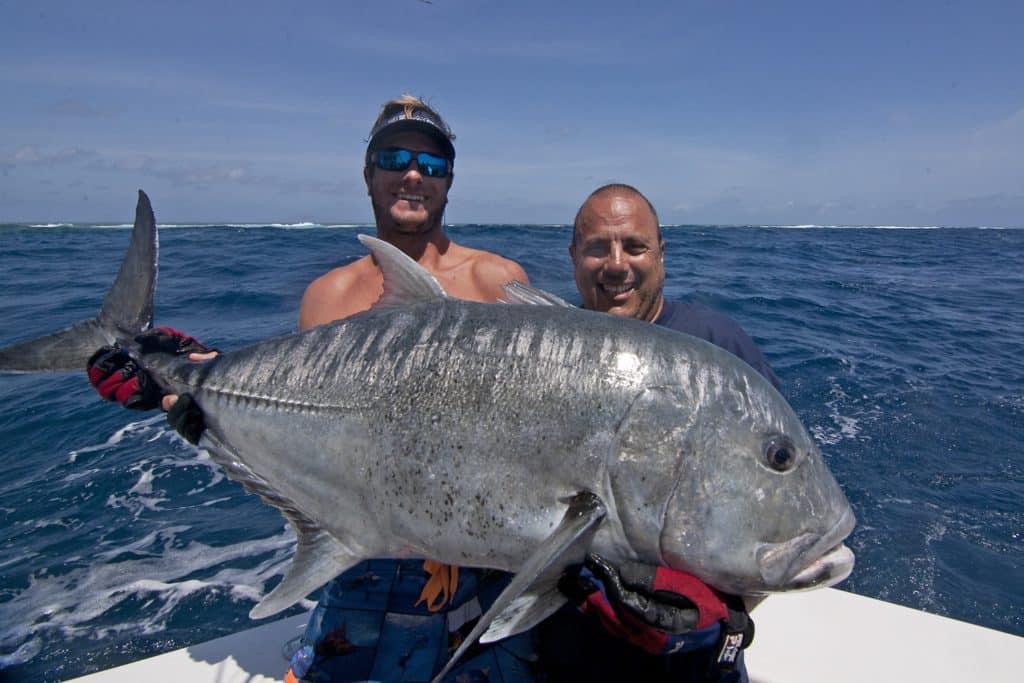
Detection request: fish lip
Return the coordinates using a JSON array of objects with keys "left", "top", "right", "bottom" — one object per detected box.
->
[
  {"left": 757, "top": 507, "right": 856, "bottom": 590},
  {"left": 786, "top": 542, "right": 855, "bottom": 590}
]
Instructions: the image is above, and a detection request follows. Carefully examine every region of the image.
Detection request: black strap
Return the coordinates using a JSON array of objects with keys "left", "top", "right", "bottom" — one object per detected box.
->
[{"left": 713, "top": 595, "right": 754, "bottom": 678}]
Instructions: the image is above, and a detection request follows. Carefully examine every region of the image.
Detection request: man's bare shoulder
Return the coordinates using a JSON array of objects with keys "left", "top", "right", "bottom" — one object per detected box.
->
[
  {"left": 299, "top": 256, "right": 381, "bottom": 329},
  {"left": 455, "top": 244, "right": 530, "bottom": 284}
]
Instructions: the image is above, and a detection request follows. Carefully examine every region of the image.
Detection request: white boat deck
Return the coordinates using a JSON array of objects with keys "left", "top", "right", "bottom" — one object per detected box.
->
[{"left": 68, "top": 588, "right": 1022, "bottom": 682}]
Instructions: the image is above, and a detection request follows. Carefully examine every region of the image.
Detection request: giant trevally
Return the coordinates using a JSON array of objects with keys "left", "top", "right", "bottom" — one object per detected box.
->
[{"left": 0, "top": 192, "right": 855, "bottom": 678}]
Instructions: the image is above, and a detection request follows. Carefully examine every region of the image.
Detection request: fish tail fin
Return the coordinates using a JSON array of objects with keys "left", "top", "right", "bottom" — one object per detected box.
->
[{"left": 0, "top": 190, "right": 158, "bottom": 373}]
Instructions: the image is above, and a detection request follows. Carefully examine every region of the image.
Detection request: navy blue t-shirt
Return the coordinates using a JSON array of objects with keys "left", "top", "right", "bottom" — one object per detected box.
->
[{"left": 655, "top": 300, "right": 781, "bottom": 390}]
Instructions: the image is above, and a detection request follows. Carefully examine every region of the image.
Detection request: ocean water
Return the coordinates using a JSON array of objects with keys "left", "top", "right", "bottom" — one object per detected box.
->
[{"left": 0, "top": 220, "right": 1021, "bottom": 680}]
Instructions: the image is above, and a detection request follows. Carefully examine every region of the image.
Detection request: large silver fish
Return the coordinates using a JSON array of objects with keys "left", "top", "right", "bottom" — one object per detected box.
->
[{"left": 0, "top": 192, "right": 855, "bottom": 678}]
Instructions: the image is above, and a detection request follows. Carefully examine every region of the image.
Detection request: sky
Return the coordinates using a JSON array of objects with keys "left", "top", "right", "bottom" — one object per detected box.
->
[{"left": 1, "top": 0, "right": 1022, "bottom": 226}]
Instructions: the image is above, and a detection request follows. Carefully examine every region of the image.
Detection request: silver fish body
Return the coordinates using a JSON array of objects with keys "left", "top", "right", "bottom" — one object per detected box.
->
[{"left": 150, "top": 273, "right": 853, "bottom": 598}]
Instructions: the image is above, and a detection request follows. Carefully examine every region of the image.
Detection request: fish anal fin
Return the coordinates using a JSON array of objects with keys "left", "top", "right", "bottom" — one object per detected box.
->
[
  {"left": 196, "top": 432, "right": 364, "bottom": 620},
  {"left": 250, "top": 529, "right": 360, "bottom": 620},
  {"left": 430, "top": 491, "right": 606, "bottom": 683}
]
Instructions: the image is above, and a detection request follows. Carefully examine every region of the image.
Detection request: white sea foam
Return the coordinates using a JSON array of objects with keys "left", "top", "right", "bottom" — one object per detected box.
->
[
  {"left": 68, "top": 415, "right": 165, "bottom": 462},
  {"left": 809, "top": 371, "right": 884, "bottom": 445},
  {"left": 0, "top": 525, "right": 296, "bottom": 665}
]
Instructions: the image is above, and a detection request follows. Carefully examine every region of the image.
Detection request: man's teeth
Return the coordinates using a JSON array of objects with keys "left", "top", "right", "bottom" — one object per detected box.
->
[
  {"left": 399, "top": 193, "right": 425, "bottom": 201},
  {"left": 603, "top": 284, "right": 633, "bottom": 295}
]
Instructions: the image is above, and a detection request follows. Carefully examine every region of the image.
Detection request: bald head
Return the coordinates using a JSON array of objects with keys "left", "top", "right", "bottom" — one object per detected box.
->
[
  {"left": 569, "top": 184, "right": 666, "bottom": 322},
  {"left": 572, "top": 184, "right": 661, "bottom": 247}
]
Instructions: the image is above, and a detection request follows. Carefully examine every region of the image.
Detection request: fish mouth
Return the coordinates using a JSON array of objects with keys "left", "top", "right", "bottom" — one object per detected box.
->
[
  {"left": 756, "top": 507, "right": 856, "bottom": 591},
  {"left": 785, "top": 542, "right": 855, "bottom": 589}
]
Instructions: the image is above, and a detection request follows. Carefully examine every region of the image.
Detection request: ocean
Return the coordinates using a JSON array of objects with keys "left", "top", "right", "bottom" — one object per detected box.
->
[{"left": 0, "top": 220, "right": 1021, "bottom": 680}]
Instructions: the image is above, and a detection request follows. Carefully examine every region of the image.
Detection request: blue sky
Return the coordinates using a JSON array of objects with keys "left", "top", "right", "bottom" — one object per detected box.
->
[{"left": 1, "top": 0, "right": 1022, "bottom": 226}]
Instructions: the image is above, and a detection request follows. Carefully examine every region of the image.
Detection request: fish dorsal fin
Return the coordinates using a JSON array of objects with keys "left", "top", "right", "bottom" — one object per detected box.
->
[
  {"left": 430, "top": 491, "right": 606, "bottom": 683},
  {"left": 500, "top": 281, "right": 574, "bottom": 307},
  {"left": 356, "top": 234, "right": 447, "bottom": 307}
]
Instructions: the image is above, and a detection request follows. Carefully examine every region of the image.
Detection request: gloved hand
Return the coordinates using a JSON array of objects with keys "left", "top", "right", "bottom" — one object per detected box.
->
[
  {"left": 166, "top": 393, "right": 205, "bottom": 445},
  {"left": 86, "top": 326, "right": 213, "bottom": 412},
  {"left": 134, "top": 326, "right": 213, "bottom": 357},
  {"left": 86, "top": 346, "right": 163, "bottom": 410},
  {"left": 558, "top": 553, "right": 729, "bottom": 655}
]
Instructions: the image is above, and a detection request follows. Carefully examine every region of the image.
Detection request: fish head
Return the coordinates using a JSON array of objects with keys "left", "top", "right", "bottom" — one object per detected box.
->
[
  {"left": 608, "top": 371, "right": 855, "bottom": 597},
  {"left": 655, "top": 376, "right": 856, "bottom": 596}
]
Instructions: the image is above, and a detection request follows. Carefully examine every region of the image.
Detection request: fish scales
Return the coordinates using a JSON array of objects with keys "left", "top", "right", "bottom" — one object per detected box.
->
[{"left": 152, "top": 301, "right": 676, "bottom": 568}]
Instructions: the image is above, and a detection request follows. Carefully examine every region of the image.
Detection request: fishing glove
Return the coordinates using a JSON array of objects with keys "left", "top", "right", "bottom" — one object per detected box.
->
[
  {"left": 134, "top": 326, "right": 213, "bottom": 357},
  {"left": 166, "top": 393, "right": 205, "bottom": 445},
  {"left": 86, "top": 346, "right": 163, "bottom": 410},
  {"left": 559, "top": 553, "right": 729, "bottom": 655},
  {"left": 86, "top": 326, "right": 213, "bottom": 411}
]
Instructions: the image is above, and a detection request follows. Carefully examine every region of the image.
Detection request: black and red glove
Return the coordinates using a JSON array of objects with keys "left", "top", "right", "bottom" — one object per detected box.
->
[
  {"left": 86, "top": 346, "right": 163, "bottom": 410},
  {"left": 134, "top": 326, "right": 212, "bottom": 357},
  {"left": 559, "top": 553, "right": 731, "bottom": 655},
  {"left": 86, "top": 326, "right": 212, "bottom": 411}
]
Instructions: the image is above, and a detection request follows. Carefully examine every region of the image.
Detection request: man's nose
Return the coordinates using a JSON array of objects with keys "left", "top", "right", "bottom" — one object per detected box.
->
[
  {"left": 604, "top": 244, "right": 628, "bottom": 272},
  {"left": 403, "top": 159, "right": 423, "bottom": 180}
]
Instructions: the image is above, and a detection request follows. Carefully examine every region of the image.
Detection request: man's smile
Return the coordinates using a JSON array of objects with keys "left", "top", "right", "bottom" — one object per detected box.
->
[{"left": 601, "top": 282, "right": 635, "bottom": 297}]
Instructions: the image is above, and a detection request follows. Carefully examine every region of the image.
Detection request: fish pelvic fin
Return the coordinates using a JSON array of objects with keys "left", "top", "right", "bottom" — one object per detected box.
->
[
  {"left": 499, "top": 281, "right": 575, "bottom": 308},
  {"left": 356, "top": 234, "right": 448, "bottom": 307},
  {"left": 0, "top": 190, "right": 157, "bottom": 373},
  {"left": 430, "top": 491, "right": 607, "bottom": 683}
]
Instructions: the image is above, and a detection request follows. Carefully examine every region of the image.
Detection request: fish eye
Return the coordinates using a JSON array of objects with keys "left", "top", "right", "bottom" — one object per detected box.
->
[{"left": 764, "top": 436, "right": 798, "bottom": 472}]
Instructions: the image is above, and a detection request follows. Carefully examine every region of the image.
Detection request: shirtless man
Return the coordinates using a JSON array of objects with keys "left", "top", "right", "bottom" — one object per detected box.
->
[{"left": 298, "top": 94, "right": 526, "bottom": 328}]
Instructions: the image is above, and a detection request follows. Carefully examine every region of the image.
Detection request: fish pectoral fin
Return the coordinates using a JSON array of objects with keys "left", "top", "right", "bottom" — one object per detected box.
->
[
  {"left": 356, "top": 234, "right": 448, "bottom": 306},
  {"left": 430, "top": 491, "right": 606, "bottom": 683},
  {"left": 250, "top": 529, "right": 360, "bottom": 619},
  {"left": 479, "top": 583, "right": 563, "bottom": 643},
  {"left": 499, "top": 281, "right": 574, "bottom": 307}
]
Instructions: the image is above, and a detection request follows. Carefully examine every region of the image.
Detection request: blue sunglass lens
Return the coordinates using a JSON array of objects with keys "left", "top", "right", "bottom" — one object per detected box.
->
[
  {"left": 376, "top": 149, "right": 413, "bottom": 171},
  {"left": 415, "top": 152, "right": 449, "bottom": 178},
  {"left": 375, "top": 148, "right": 449, "bottom": 178}
]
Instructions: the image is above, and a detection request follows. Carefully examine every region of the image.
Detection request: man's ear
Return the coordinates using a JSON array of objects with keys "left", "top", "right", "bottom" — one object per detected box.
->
[
  {"left": 364, "top": 166, "right": 372, "bottom": 195},
  {"left": 568, "top": 242, "right": 576, "bottom": 260}
]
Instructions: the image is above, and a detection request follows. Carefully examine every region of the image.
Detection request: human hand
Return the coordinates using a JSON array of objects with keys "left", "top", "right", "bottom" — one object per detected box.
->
[
  {"left": 134, "top": 326, "right": 215, "bottom": 359},
  {"left": 86, "top": 346, "right": 163, "bottom": 410},
  {"left": 558, "top": 553, "right": 728, "bottom": 655},
  {"left": 86, "top": 327, "right": 216, "bottom": 442},
  {"left": 165, "top": 393, "right": 205, "bottom": 445}
]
